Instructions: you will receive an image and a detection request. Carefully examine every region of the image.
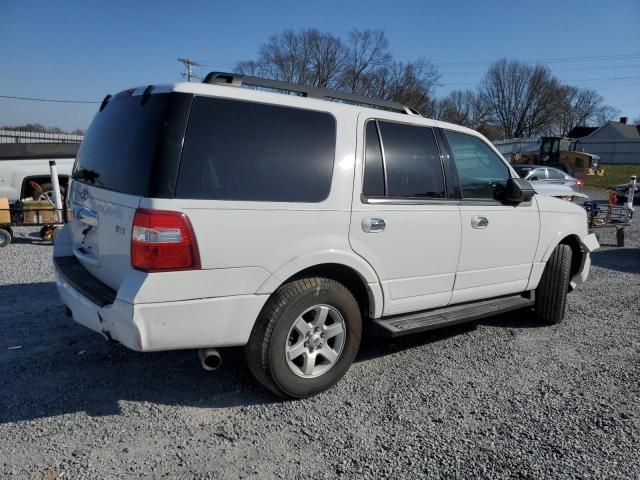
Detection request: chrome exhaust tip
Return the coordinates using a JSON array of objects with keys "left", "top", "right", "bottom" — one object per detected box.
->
[{"left": 198, "top": 348, "right": 222, "bottom": 371}]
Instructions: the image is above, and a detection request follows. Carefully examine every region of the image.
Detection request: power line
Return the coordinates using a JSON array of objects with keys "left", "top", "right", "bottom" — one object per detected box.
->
[{"left": 0, "top": 95, "right": 99, "bottom": 104}]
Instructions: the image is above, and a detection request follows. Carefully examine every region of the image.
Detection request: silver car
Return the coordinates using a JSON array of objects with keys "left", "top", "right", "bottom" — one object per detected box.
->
[{"left": 513, "top": 165, "right": 582, "bottom": 192}]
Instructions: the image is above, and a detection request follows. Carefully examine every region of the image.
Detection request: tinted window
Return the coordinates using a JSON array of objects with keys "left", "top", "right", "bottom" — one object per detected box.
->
[
  {"left": 363, "top": 121, "right": 385, "bottom": 197},
  {"left": 176, "top": 97, "right": 335, "bottom": 202},
  {"left": 73, "top": 94, "right": 171, "bottom": 195},
  {"left": 377, "top": 122, "right": 445, "bottom": 198},
  {"left": 446, "top": 131, "right": 510, "bottom": 200}
]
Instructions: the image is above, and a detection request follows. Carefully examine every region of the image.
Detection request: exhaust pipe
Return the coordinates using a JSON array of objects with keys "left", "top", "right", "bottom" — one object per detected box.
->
[{"left": 198, "top": 348, "right": 222, "bottom": 371}]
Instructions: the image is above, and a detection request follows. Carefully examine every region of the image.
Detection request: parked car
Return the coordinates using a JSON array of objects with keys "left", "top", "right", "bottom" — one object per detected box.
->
[
  {"left": 0, "top": 143, "right": 76, "bottom": 202},
  {"left": 613, "top": 181, "right": 639, "bottom": 205},
  {"left": 513, "top": 164, "right": 582, "bottom": 192},
  {"left": 53, "top": 74, "right": 599, "bottom": 398}
]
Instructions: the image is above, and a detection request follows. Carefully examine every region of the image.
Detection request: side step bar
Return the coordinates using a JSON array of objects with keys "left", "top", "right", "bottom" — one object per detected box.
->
[{"left": 371, "top": 293, "right": 534, "bottom": 338}]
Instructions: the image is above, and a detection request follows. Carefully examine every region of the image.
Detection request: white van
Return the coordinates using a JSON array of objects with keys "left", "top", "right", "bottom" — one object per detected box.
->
[{"left": 54, "top": 73, "right": 599, "bottom": 398}]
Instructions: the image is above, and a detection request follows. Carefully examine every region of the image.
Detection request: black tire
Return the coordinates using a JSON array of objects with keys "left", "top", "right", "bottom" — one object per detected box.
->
[
  {"left": 535, "top": 244, "right": 572, "bottom": 324},
  {"left": 245, "top": 277, "right": 362, "bottom": 399},
  {"left": 0, "top": 228, "right": 12, "bottom": 247},
  {"left": 616, "top": 228, "right": 625, "bottom": 247}
]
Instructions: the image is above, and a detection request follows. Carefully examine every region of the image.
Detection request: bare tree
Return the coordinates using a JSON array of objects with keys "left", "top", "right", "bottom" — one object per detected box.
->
[
  {"left": 593, "top": 104, "right": 621, "bottom": 126},
  {"left": 438, "top": 89, "right": 489, "bottom": 130},
  {"left": 341, "top": 29, "right": 391, "bottom": 95},
  {"left": 236, "top": 29, "right": 346, "bottom": 88},
  {"left": 553, "top": 87, "right": 620, "bottom": 135},
  {"left": 235, "top": 29, "right": 440, "bottom": 114},
  {"left": 481, "top": 59, "right": 561, "bottom": 138}
]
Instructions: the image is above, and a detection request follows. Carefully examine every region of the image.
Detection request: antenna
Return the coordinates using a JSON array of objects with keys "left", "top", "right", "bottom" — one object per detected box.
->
[{"left": 178, "top": 58, "right": 203, "bottom": 82}]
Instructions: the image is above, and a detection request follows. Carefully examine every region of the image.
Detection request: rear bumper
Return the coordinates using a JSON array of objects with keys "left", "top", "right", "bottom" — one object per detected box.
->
[{"left": 54, "top": 256, "right": 268, "bottom": 351}]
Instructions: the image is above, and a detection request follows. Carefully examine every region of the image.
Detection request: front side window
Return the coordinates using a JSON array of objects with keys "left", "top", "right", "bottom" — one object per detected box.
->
[
  {"left": 446, "top": 130, "right": 510, "bottom": 200},
  {"left": 176, "top": 97, "right": 336, "bottom": 202},
  {"left": 363, "top": 120, "right": 445, "bottom": 199}
]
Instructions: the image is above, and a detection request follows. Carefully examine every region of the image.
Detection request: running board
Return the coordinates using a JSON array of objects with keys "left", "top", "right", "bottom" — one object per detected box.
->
[{"left": 371, "top": 293, "right": 534, "bottom": 338}]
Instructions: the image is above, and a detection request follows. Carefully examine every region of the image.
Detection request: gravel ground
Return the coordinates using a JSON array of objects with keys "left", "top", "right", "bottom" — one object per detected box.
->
[{"left": 1, "top": 195, "right": 639, "bottom": 479}]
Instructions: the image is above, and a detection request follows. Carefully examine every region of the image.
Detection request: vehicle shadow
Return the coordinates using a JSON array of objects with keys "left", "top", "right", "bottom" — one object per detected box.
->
[
  {"left": 5, "top": 230, "right": 53, "bottom": 246},
  {"left": 591, "top": 248, "right": 640, "bottom": 274},
  {"left": 0, "top": 281, "right": 545, "bottom": 424}
]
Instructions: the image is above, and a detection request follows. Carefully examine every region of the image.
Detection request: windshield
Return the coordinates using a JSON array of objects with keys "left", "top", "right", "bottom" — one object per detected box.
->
[{"left": 73, "top": 93, "right": 170, "bottom": 196}]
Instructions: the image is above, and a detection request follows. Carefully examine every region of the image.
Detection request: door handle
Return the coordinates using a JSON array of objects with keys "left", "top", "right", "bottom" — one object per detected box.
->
[
  {"left": 471, "top": 216, "right": 489, "bottom": 229},
  {"left": 362, "top": 217, "right": 386, "bottom": 233}
]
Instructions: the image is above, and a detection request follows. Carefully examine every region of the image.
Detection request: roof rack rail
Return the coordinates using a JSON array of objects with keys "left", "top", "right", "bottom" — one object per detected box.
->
[{"left": 202, "top": 72, "right": 421, "bottom": 116}]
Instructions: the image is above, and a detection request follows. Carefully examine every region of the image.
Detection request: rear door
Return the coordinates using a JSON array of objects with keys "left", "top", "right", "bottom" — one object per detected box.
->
[
  {"left": 68, "top": 91, "right": 189, "bottom": 291},
  {"left": 443, "top": 129, "right": 540, "bottom": 304},
  {"left": 349, "top": 117, "right": 461, "bottom": 316}
]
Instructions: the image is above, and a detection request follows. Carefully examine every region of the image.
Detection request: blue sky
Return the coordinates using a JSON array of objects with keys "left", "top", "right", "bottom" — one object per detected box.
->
[{"left": 1, "top": 0, "right": 639, "bottom": 131}]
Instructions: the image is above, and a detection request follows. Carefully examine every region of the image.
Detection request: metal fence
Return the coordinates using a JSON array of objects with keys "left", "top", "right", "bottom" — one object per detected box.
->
[
  {"left": 493, "top": 138, "right": 640, "bottom": 164},
  {"left": 0, "top": 129, "right": 84, "bottom": 144},
  {"left": 573, "top": 140, "right": 640, "bottom": 165}
]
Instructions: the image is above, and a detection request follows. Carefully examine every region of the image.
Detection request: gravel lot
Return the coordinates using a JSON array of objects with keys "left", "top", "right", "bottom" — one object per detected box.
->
[{"left": 1, "top": 196, "right": 639, "bottom": 479}]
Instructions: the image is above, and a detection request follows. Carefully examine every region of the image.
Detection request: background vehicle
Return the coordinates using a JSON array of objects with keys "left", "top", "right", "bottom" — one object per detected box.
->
[
  {"left": 53, "top": 74, "right": 598, "bottom": 398},
  {"left": 0, "top": 143, "right": 76, "bottom": 202},
  {"left": 513, "top": 164, "right": 582, "bottom": 192},
  {"left": 511, "top": 136, "right": 600, "bottom": 178},
  {"left": 613, "top": 183, "right": 639, "bottom": 205}
]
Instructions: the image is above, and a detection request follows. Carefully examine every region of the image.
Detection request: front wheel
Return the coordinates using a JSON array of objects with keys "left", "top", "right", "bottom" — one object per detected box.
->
[
  {"left": 535, "top": 244, "right": 572, "bottom": 324},
  {"left": 245, "top": 277, "right": 362, "bottom": 398}
]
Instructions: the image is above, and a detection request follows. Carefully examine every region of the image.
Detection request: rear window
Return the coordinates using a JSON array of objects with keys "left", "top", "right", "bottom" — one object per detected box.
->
[
  {"left": 73, "top": 93, "right": 171, "bottom": 196},
  {"left": 175, "top": 97, "right": 336, "bottom": 202}
]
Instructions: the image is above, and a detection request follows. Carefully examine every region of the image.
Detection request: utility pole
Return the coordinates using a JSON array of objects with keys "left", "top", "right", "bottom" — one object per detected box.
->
[{"left": 178, "top": 58, "right": 202, "bottom": 82}]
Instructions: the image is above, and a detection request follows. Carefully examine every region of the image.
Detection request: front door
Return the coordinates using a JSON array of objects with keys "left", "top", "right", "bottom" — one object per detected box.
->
[
  {"left": 442, "top": 129, "right": 540, "bottom": 304},
  {"left": 349, "top": 117, "right": 461, "bottom": 316}
]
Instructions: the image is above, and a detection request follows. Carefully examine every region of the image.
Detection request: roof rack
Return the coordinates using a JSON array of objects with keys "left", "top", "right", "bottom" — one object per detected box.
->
[{"left": 202, "top": 72, "right": 421, "bottom": 116}]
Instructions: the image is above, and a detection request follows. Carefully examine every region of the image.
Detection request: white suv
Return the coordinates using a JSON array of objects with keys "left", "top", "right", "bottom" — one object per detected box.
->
[{"left": 54, "top": 73, "right": 599, "bottom": 398}]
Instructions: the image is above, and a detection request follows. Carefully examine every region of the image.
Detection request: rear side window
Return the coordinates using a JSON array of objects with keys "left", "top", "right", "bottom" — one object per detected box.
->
[
  {"left": 375, "top": 121, "right": 445, "bottom": 198},
  {"left": 363, "top": 121, "right": 385, "bottom": 197},
  {"left": 176, "top": 97, "right": 336, "bottom": 202},
  {"left": 73, "top": 93, "right": 171, "bottom": 196}
]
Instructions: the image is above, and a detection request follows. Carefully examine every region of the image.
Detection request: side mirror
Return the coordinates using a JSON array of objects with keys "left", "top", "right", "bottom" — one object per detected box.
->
[
  {"left": 503, "top": 177, "right": 535, "bottom": 203},
  {"left": 529, "top": 175, "right": 539, "bottom": 181}
]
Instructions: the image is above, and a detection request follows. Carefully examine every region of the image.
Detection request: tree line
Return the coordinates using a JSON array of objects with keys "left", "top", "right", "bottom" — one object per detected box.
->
[
  {"left": 236, "top": 29, "right": 621, "bottom": 139},
  {"left": 1, "top": 123, "right": 85, "bottom": 135}
]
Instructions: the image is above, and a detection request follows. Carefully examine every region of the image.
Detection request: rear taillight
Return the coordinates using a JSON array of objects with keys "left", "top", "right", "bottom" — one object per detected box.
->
[{"left": 131, "top": 209, "right": 200, "bottom": 272}]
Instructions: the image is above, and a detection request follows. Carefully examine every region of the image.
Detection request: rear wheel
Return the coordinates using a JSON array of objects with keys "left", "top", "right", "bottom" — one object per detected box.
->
[
  {"left": 245, "top": 277, "right": 362, "bottom": 398},
  {"left": 535, "top": 244, "right": 572, "bottom": 324},
  {"left": 0, "top": 228, "right": 12, "bottom": 247}
]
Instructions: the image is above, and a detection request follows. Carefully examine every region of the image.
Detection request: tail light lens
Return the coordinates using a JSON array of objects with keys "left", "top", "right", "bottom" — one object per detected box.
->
[
  {"left": 131, "top": 209, "right": 200, "bottom": 272},
  {"left": 577, "top": 179, "right": 583, "bottom": 186}
]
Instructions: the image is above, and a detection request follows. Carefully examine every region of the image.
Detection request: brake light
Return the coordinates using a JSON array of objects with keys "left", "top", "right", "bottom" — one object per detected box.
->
[
  {"left": 577, "top": 179, "right": 584, "bottom": 185},
  {"left": 131, "top": 209, "right": 200, "bottom": 272}
]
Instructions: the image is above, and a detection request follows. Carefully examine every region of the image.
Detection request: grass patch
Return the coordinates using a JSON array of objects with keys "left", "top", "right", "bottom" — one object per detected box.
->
[{"left": 583, "top": 164, "right": 640, "bottom": 189}]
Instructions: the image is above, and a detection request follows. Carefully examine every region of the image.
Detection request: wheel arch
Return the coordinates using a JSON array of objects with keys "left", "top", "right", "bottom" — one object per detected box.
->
[
  {"left": 542, "top": 233, "right": 585, "bottom": 286},
  {"left": 256, "top": 252, "right": 384, "bottom": 319}
]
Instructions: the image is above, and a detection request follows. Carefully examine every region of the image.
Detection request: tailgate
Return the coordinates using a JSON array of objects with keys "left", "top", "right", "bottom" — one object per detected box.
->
[{"left": 68, "top": 181, "right": 139, "bottom": 291}]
